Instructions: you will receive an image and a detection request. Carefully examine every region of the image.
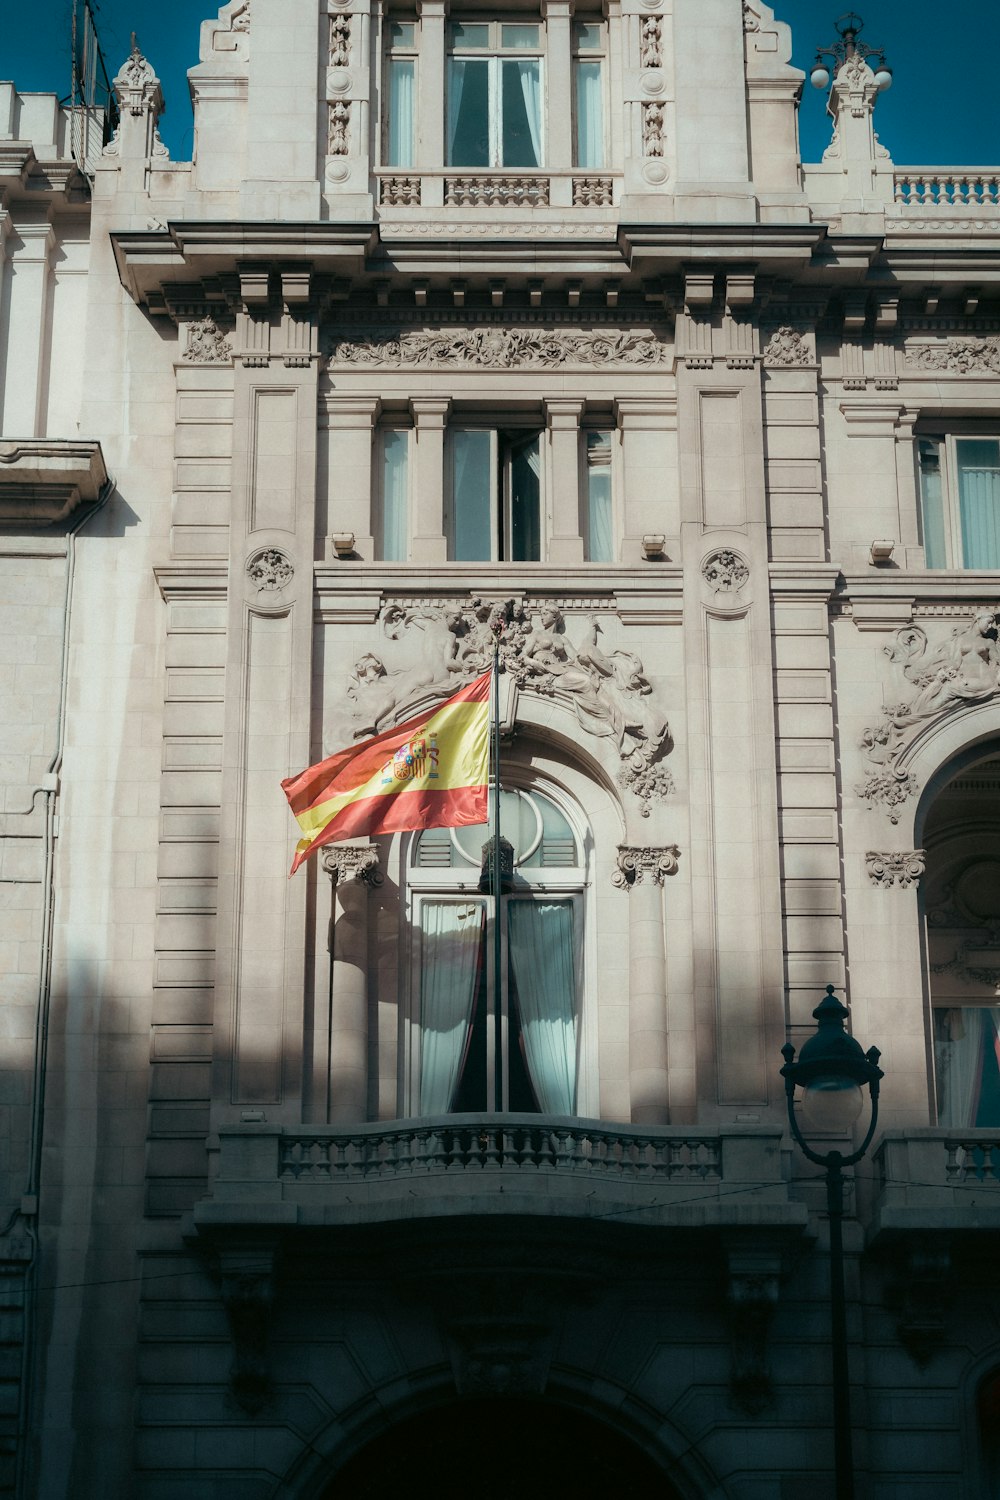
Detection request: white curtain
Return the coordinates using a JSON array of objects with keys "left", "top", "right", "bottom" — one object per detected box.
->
[
  {"left": 515, "top": 60, "right": 542, "bottom": 167},
  {"left": 381, "top": 430, "right": 408, "bottom": 561},
  {"left": 574, "top": 61, "right": 603, "bottom": 169},
  {"left": 447, "top": 59, "right": 468, "bottom": 165},
  {"left": 587, "top": 465, "right": 612, "bottom": 562},
  {"left": 388, "top": 60, "right": 414, "bottom": 168},
  {"left": 418, "top": 903, "right": 484, "bottom": 1115},
  {"left": 936, "top": 1007, "right": 984, "bottom": 1127},
  {"left": 957, "top": 440, "right": 1000, "bottom": 567},
  {"left": 508, "top": 901, "right": 577, "bottom": 1115}
]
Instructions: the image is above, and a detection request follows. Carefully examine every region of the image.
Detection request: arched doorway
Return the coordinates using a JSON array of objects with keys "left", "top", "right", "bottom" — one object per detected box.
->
[
  {"left": 921, "top": 745, "right": 1000, "bottom": 1127},
  {"left": 321, "top": 1397, "right": 684, "bottom": 1500}
]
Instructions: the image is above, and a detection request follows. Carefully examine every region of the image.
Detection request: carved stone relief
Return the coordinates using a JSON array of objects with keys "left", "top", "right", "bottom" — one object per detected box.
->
[
  {"left": 642, "top": 102, "right": 666, "bottom": 158},
  {"left": 113, "top": 36, "right": 162, "bottom": 116},
  {"left": 246, "top": 549, "right": 294, "bottom": 592},
  {"left": 612, "top": 845, "right": 681, "bottom": 887},
  {"left": 184, "top": 316, "right": 233, "bottom": 363},
  {"left": 329, "top": 101, "right": 350, "bottom": 155},
  {"left": 639, "top": 16, "right": 662, "bottom": 67},
  {"left": 742, "top": 1, "right": 761, "bottom": 31},
  {"left": 702, "top": 550, "right": 750, "bottom": 593},
  {"left": 321, "top": 844, "right": 382, "bottom": 886},
  {"left": 931, "top": 925, "right": 1000, "bottom": 990},
  {"left": 905, "top": 338, "right": 1000, "bottom": 374},
  {"left": 865, "top": 851, "right": 926, "bottom": 888},
  {"left": 332, "top": 599, "right": 675, "bottom": 813},
  {"left": 328, "top": 328, "right": 665, "bottom": 368},
  {"left": 762, "top": 326, "right": 811, "bottom": 367},
  {"left": 329, "top": 13, "right": 351, "bottom": 65},
  {"left": 858, "top": 612, "right": 1000, "bottom": 820}
]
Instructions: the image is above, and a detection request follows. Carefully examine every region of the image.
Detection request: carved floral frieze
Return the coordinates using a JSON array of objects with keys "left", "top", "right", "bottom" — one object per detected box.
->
[
  {"left": 865, "top": 850, "right": 926, "bottom": 889},
  {"left": 335, "top": 598, "right": 675, "bottom": 814},
  {"left": 905, "top": 338, "right": 1000, "bottom": 374},
  {"left": 858, "top": 612, "right": 1000, "bottom": 821},
  {"left": 328, "top": 328, "right": 665, "bottom": 368},
  {"left": 612, "top": 845, "right": 682, "bottom": 888},
  {"left": 762, "top": 327, "right": 811, "bottom": 367},
  {"left": 184, "top": 317, "right": 233, "bottom": 363}
]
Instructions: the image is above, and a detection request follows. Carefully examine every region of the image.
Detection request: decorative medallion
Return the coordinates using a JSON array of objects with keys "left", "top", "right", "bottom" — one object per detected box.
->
[
  {"left": 246, "top": 549, "right": 294, "bottom": 591},
  {"left": 762, "top": 327, "right": 811, "bottom": 367},
  {"left": 702, "top": 550, "right": 750, "bottom": 593},
  {"left": 183, "top": 316, "right": 233, "bottom": 363}
]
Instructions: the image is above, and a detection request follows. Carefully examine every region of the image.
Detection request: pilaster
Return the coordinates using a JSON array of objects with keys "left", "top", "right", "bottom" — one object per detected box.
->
[
  {"left": 545, "top": 397, "right": 586, "bottom": 563},
  {"left": 409, "top": 396, "right": 450, "bottom": 562}
]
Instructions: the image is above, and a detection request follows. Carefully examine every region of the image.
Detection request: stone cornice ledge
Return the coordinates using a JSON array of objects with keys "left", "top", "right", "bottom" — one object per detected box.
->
[
  {"left": 0, "top": 439, "right": 108, "bottom": 527},
  {"left": 154, "top": 562, "right": 228, "bottom": 602},
  {"left": 618, "top": 222, "right": 825, "bottom": 277},
  {"left": 768, "top": 563, "right": 841, "bottom": 597}
]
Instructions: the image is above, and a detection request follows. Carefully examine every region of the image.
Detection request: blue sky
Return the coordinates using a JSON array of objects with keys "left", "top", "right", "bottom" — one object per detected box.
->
[{"left": 2, "top": 0, "right": 997, "bottom": 167}]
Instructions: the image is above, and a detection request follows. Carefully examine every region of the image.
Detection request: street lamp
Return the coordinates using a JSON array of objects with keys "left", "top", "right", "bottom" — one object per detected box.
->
[
  {"left": 809, "top": 12, "right": 893, "bottom": 92},
  {"left": 781, "top": 985, "right": 883, "bottom": 1500}
]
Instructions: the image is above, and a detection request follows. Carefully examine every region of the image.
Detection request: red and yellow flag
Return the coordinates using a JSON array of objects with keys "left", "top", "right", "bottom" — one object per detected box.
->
[{"left": 281, "top": 670, "right": 491, "bottom": 874}]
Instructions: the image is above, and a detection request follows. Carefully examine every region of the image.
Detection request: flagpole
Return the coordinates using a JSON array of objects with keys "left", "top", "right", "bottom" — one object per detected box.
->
[{"left": 491, "top": 637, "right": 502, "bottom": 1112}]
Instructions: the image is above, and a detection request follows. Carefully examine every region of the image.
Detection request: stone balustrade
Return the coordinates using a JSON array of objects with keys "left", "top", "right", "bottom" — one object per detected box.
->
[
  {"left": 376, "top": 170, "right": 619, "bottom": 211},
  {"left": 870, "top": 1129, "right": 1000, "bottom": 1242},
  {"left": 194, "top": 1117, "right": 804, "bottom": 1233},
  {"left": 893, "top": 169, "right": 1000, "bottom": 210}
]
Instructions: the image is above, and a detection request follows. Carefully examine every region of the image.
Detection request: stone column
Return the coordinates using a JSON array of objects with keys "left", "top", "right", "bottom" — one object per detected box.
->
[
  {"left": 545, "top": 397, "right": 585, "bottom": 563},
  {"left": 324, "top": 394, "right": 380, "bottom": 560},
  {"left": 614, "top": 844, "right": 680, "bottom": 1125},
  {"left": 410, "top": 396, "right": 450, "bottom": 562},
  {"left": 323, "top": 844, "right": 381, "bottom": 1122},
  {"left": 1, "top": 221, "right": 54, "bottom": 437},
  {"left": 417, "top": 0, "right": 448, "bottom": 207}
]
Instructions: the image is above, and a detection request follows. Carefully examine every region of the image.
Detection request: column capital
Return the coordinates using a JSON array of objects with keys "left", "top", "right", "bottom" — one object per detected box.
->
[
  {"left": 614, "top": 396, "right": 677, "bottom": 431},
  {"left": 409, "top": 396, "right": 452, "bottom": 427},
  {"left": 613, "top": 844, "right": 681, "bottom": 888},
  {"left": 324, "top": 394, "right": 383, "bottom": 428},
  {"left": 322, "top": 844, "right": 383, "bottom": 886},
  {"left": 417, "top": 0, "right": 449, "bottom": 17},
  {"left": 544, "top": 397, "right": 587, "bottom": 428}
]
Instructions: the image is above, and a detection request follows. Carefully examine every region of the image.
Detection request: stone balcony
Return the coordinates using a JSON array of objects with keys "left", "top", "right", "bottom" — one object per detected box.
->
[
  {"left": 375, "top": 169, "right": 619, "bottom": 212},
  {"left": 193, "top": 1116, "right": 806, "bottom": 1235},
  {"left": 869, "top": 1129, "right": 1000, "bottom": 1241}
]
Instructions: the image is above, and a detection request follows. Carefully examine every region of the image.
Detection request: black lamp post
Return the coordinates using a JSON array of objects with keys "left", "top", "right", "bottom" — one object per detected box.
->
[
  {"left": 809, "top": 11, "right": 893, "bottom": 93},
  {"left": 781, "top": 985, "right": 883, "bottom": 1500}
]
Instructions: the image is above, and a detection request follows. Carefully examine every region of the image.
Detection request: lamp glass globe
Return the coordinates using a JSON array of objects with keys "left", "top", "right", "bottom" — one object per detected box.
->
[
  {"left": 800, "top": 1075, "right": 863, "bottom": 1133},
  {"left": 810, "top": 65, "right": 831, "bottom": 90}
]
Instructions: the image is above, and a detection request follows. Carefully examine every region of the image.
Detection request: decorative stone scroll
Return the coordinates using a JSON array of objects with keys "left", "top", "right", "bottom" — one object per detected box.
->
[
  {"left": 858, "top": 612, "right": 1000, "bottom": 821},
  {"left": 184, "top": 316, "right": 233, "bottom": 363},
  {"left": 905, "top": 338, "right": 1000, "bottom": 375},
  {"left": 337, "top": 598, "right": 675, "bottom": 812},
  {"left": 865, "top": 850, "right": 926, "bottom": 889},
  {"left": 329, "top": 328, "right": 665, "bottom": 368},
  {"left": 742, "top": 1, "right": 761, "bottom": 31},
  {"left": 246, "top": 549, "right": 294, "bottom": 592},
  {"left": 321, "top": 844, "right": 382, "bottom": 887},
  {"left": 702, "top": 550, "right": 750, "bottom": 593},
  {"left": 762, "top": 327, "right": 811, "bottom": 367},
  {"left": 612, "top": 845, "right": 681, "bottom": 888}
]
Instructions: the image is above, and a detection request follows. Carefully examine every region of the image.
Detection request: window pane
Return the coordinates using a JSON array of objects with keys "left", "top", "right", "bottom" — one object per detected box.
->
[
  {"left": 451, "top": 429, "right": 493, "bottom": 560},
  {"left": 575, "top": 22, "right": 603, "bottom": 49},
  {"left": 501, "top": 24, "right": 540, "bottom": 48},
  {"left": 451, "top": 22, "right": 489, "bottom": 47},
  {"left": 574, "top": 60, "right": 604, "bottom": 168},
  {"left": 918, "top": 439, "right": 947, "bottom": 568},
  {"left": 387, "top": 59, "right": 415, "bottom": 168},
  {"left": 508, "top": 900, "right": 577, "bottom": 1114},
  {"left": 956, "top": 438, "right": 1000, "bottom": 568},
  {"left": 419, "top": 902, "right": 485, "bottom": 1115},
  {"left": 447, "top": 58, "right": 490, "bottom": 166},
  {"left": 381, "top": 429, "right": 408, "bottom": 560},
  {"left": 935, "top": 1007, "right": 1000, "bottom": 1127},
  {"left": 508, "top": 433, "right": 541, "bottom": 561},
  {"left": 501, "top": 59, "right": 542, "bottom": 168},
  {"left": 390, "top": 22, "right": 415, "bottom": 47}
]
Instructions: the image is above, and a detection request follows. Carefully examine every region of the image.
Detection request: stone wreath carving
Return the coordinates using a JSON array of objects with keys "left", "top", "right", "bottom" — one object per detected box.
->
[
  {"left": 338, "top": 599, "right": 675, "bottom": 813},
  {"left": 865, "top": 851, "right": 926, "bottom": 889},
  {"left": 762, "top": 327, "right": 810, "bottom": 367},
  {"left": 184, "top": 317, "right": 233, "bottom": 363},
  {"left": 328, "top": 329, "right": 665, "bottom": 369},
  {"left": 905, "top": 338, "right": 1000, "bottom": 375},
  {"left": 246, "top": 549, "right": 294, "bottom": 591},
  {"left": 858, "top": 612, "right": 1000, "bottom": 821},
  {"left": 702, "top": 550, "right": 749, "bottom": 593}
]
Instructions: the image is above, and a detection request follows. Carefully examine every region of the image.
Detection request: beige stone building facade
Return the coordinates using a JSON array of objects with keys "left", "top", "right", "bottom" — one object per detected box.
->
[{"left": 2, "top": 0, "right": 1000, "bottom": 1494}]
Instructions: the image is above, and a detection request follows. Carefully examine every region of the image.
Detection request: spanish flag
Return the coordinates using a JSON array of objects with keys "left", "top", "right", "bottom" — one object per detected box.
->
[{"left": 282, "top": 670, "right": 491, "bottom": 874}]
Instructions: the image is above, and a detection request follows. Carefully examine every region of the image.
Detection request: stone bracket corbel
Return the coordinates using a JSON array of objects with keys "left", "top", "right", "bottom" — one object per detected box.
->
[
  {"left": 217, "top": 1243, "right": 279, "bottom": 1414},
  {"left": 725, "top": 1238, "right": 789, "bottom": 1415}
]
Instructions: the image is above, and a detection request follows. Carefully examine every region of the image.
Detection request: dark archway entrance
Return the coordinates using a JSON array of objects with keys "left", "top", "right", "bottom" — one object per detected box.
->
[{"left": 323, "top": 1397, "right": 684, "bottom": 1500}]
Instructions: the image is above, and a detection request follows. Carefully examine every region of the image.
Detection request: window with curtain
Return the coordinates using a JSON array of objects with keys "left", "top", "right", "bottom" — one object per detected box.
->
[
  {"left": 447, "top": 21, "right": 544, "bottom": 169},
  {"left": 385, "top": 20, "right": 417, "bottom": 168},
  {"left": 918, "top": 435, "right": 1000, "bottom": 569},
  {"left": 584, "top": 430, "right": 613, "bottom": 562},
  {"left": 379, "top": 428, "right": 410, "bottom": 560},
  {"left": 933, "top": 1007, "right": 1000, "bottom": 1127},
  {"left": 447, "top": 427, "right": 542, "bottom": 562},
  {"left": 573, "top": 21, "right": 605, "bottom": 169},
  {"left": 410, "top": 787, "right": 584, "bottom": 1115}
]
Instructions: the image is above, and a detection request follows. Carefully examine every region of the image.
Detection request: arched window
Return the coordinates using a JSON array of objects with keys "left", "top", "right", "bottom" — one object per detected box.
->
[{"left": 406, "top": 784, "right": 588, "bottom": 1116}]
